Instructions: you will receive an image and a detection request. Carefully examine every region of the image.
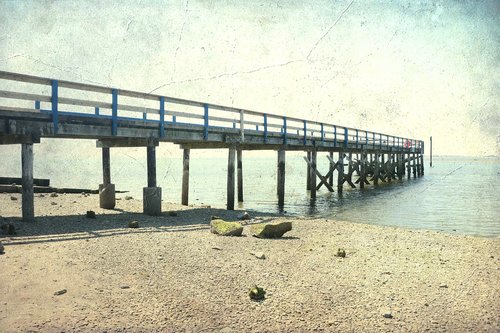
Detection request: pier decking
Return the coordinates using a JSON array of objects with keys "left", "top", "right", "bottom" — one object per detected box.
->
[{"left": 0, "top": 71, "right": 424, "bottom": 221}]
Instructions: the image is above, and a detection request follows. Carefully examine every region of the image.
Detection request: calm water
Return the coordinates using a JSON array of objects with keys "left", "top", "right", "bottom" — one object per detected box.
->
[{"left": 3, "top": 149, "right": 499, "bottom": 237}]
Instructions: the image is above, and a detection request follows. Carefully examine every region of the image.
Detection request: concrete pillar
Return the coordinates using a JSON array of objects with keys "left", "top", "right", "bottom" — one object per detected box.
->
[
  {"left": 21, "top": 143, "right": 34, "bottom": 222},
  {"left": 144, "top": 146, "right": 161, "bottom": 215},
  {"left": 99, "top": 147, "right": 116, "bottom": 209},
  {"left": 143, "top": 187, "right": 162, "bottom": 216},
  {"left": 277, "top": 149, "right": 286, "bottom": 206}
]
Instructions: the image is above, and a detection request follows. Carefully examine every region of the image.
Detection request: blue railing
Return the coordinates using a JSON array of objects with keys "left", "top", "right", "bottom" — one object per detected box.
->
[{"left": 0, "top": 71, "right": 423, "bottom": 151}]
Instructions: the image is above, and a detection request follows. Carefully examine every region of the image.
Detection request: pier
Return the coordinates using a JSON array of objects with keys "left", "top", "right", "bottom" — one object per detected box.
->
[{"left": 0, "top": 71, "right": 424, "bottom": 221}]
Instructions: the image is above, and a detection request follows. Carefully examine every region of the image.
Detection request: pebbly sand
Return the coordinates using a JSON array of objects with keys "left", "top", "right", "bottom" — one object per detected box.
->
[{"left": 0, "top": 192, "right": 499, "bottom": 332}]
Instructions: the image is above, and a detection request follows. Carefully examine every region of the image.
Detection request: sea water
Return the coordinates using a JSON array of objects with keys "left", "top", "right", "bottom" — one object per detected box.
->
[{"left": 2, "top": 147, "right": 499, "bottom": 237}]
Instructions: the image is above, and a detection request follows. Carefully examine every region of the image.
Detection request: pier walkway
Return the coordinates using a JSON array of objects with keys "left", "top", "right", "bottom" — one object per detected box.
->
[{"left": 0, "top": 71, "right": 424, "bottom": 221}]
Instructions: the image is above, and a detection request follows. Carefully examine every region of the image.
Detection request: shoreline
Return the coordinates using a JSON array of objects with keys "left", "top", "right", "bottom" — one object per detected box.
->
[{"left": 1, "top": 193, "right": 499, "bottom": 332}]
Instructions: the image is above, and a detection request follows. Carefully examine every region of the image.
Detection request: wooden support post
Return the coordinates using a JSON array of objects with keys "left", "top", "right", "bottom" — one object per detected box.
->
[
  {"left": 380, "top": 153, "right": 386, "bottom": 182},
  {"left": 102, "top": 147, "right": 111, "bottom": 185},
  {"left": 143, "top": 145, "right": 161, "bottom": 215},
  {"left": 99, "top": 147, "right": 115, "bottom": 209},
  {"left": 277, "top": 149, "right": 286, "bottom": 207},
  {"left": 337, "top": 151, "right": 344, "bottom": 193},
  {"left": 420, "top": 154, "right": 424, "bottom": 176},
  {"left": 406, "top": 153, "right": 411, "bottom": 179},
  {"left": 328, "top": 151, "right": 334, "bottom": 187},
  {"left": 227, "top": 148, "right": 236, "bottom": 210},
  {"left": 402, "top": 153, "right": 406, "bottom": 177},
  {"left": 359, "top": 153, "right": 365, "bottom": 189},
  {"left": 373, "top": 153, "right": 380, "bottom": 185},
  {"left": 387, "top": 153, "right": 393, "bottom": 182},
  {"left": 147, "top": 146, "right": 156, "bottom": 187},
  {"left": 397, "top": 153, "right": 403, "bottom": 180},
  {"left": 416, "top": 153, "right": 421, "bottom": 177},
  {"left": 309, "top": 150, "right": 317, "bottom": 199},
  {"left": 412, "top": 153, "right": 417, "bottom": 178},
  {"left": 181, "top": 149, "right": 190, "bottom": 206},
  {"left": 306, "top": 151, "right": 311, "bottom": 190},
  {"left": 237, "top": 149, "right": 243, "bottom": 202},
  {"left": 21, "top": 143, "right": 34, "bottom": 222}
]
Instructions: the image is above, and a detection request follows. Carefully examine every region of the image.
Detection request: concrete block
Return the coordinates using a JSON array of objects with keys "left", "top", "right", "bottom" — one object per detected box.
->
[
  {"left": 143, "top": 187, "right": 162, "bottom": 215},
  {"left": 99, "top": 183, "right": 116, "bottom": 209}
]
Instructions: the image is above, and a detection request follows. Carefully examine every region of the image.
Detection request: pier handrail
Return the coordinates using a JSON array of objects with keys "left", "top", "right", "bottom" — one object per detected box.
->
[{"left": 0, "top": 70, "right": 423, "bottom": 150}]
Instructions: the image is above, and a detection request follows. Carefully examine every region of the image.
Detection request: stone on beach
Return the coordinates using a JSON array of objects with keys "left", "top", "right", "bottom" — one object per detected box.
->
[
  {"left": 0, "top": 242, "right": 4, "bottom": 254},
  {"left": 128, "top": 221, "right": 139, "bottom": 228},
  {"left": 251, "top": 221, "right": 292, "bottom": 238},
  {"left": 210, "top": 219, "right": 243, "bottom": 236},
  {"left": 53, "top": 289, "right": 67, "bottom": 296},
  {"left": 86, "top": 211, "right": 96, "bottom": 219},
  {"left": 249, "top": 285, "right": 266, "bottom": 301},
  {"left": 238, "top": 212, "right": 251, "bottom": 220},
  {"left": 251, "top": 252, "right": 266, "bottom": 259}
]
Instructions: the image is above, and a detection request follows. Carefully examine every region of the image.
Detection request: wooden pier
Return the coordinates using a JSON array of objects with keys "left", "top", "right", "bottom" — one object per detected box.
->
[{"left": 0, "top": 71, "right": 424, "bottom": 221}]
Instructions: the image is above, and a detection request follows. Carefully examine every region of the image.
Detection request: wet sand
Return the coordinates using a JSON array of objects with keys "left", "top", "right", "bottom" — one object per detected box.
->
[{"left": 0, "top": 192, "right": 499, "bottom": 332}]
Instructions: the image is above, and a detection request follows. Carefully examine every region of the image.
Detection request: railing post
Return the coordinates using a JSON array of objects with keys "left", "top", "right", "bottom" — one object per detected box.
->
[
  {"left": 283, "top": 116, "right": 287, "bottom": 144},
  {"left": 365, "top": 131, "right": 368, "bottom": 145},
  {"left": 387, "top": 135, "right": 390, "bottom": 149},
  {"left": 159, "top": 96, "right": 165, "bottom": 138},
  {"left": 173, "top": 115, "right": 177, "bottom": 124},
  {"left": 111, "top": 88, "right": 118, "bottom": 136},
  {"left": 320, "top": 123, "right": 324, "bottom": 143},
  {"left": 355, "top": 129, "right": 359, "bottom": 148},
  {"left": 203, "top": 103, "right": 209, "bottom": 141},
  {"left": 51, "top": 80, "right": 59, "bottom": 134},
  {"left": 334, "top": 125, "right": 337, "bottom": 146},
  {"left": 240, "top": 109, "right": 245, "bottom": 142},
  {"left": 263, "top": 114, "right": 268, "bottom": 143},
  {"left": 35, "top": 100, "right": 40, "bottom": 111},
  {"left": 372, "top": 132, "right": 375, "bottom": 147},
  {"left": 344, "top": 127, "right": 348, "bottom": 148},
  {"left": 379, "top": 133, "right": 382, "bottom": 149},
  {"left": 303, "top": 120, "right": 307, "bottom": 145},
  {"left": 95, "top": 107, "right": 99, "bottom": 115}
]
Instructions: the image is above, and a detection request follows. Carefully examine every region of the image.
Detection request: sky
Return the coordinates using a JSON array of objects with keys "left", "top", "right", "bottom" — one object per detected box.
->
[{"left": 0, "top": 0, "right": 499, "bottom": 160}]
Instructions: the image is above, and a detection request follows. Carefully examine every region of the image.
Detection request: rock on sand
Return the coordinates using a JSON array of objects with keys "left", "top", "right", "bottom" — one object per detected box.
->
[
  {"left": 210, "top": 219, "right": 243, "bottom": 236},
  {"left": 251, "top": 221, "right": 292, "bottom": 238}
]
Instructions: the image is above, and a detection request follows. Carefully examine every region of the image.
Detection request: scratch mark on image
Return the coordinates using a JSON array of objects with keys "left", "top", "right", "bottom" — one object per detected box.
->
[{"left": 307, "top": 0, "right": 355, "bottom": 61}]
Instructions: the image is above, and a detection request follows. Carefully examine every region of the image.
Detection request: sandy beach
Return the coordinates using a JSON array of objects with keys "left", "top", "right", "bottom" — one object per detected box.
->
[{"left": 0, "top": 192, "right": 499, "bottom": 332}]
